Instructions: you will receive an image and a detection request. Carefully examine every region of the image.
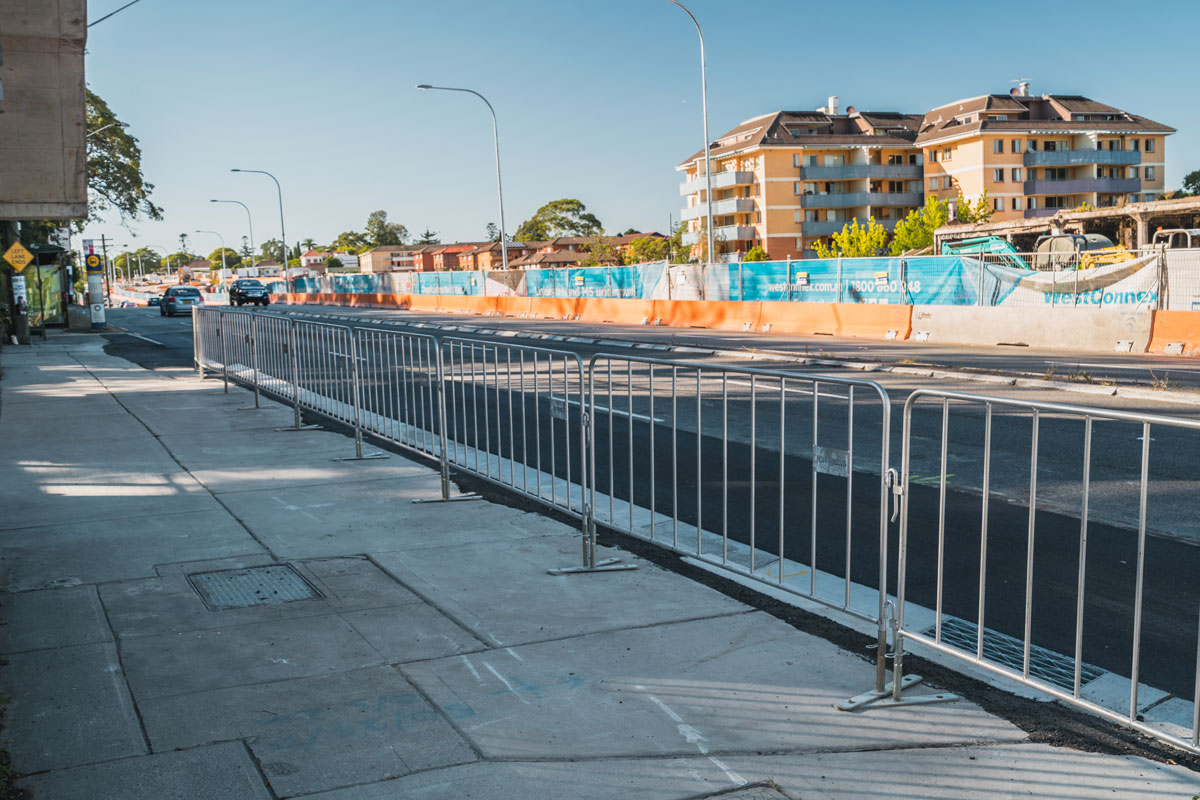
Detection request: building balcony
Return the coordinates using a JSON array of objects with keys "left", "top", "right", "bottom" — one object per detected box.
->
[
  {"left": 867, "top": 191, "right": 923, "bottom": 207},
  {"left": 679, "top": 171, "right": 756, "bottom": 196},
  {"left": 1023, "top": 149, "right": 1141, "bottom": 167},
  {"left": 1023, "top": 177, "right": 1140, "bottom": 196},
  {"left": 799, "top": 191, "right": 869, "bottom": 209},
  {"left": 680, "top": 197, "right": 756, "bottom": 221},
  {"left": 802, "top": 217, "right": 904, "bottom": 236},
  {"left": 796, "top": 164, "right": 923, "bottom": 180},
  {"left": 681, "top": 225, "right": 757, "bottom": 246},
  {"left": 1024, "top": 208, "right": 1061, "bottom": 219}
]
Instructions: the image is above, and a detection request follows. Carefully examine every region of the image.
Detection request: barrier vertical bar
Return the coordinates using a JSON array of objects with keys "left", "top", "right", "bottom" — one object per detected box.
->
[
  {"left": 219, "top": 312, "right": 229, "bottom": 393},
  {"left": 192, "top": 311, "right": 203, "bottom": 378},
  {"left": 1074, "top": 417, "right": 1093, "bottom": 698},
  {"left": 1022, "top": 410, "right": 1040, "bottom": 680},
  {"left": 977, "top": 403, "right": 993, "bottom": 660},
  {"left": 250, "top": 314, "right": 260, "bottom": 408},
  {"left": 1129, "top": 422, "right": 1151, "bottom": 718}
]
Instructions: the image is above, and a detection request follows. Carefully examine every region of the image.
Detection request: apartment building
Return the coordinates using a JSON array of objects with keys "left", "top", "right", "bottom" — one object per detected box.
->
[
  {"left": 359, "top": 245, "right": 423, "bottom": 273},
  {"left": 917, "top": 85, "right": 1173, "bottom": 222},
  {"left": 677, "top": 97, "right": 925, "bottom": 259}
]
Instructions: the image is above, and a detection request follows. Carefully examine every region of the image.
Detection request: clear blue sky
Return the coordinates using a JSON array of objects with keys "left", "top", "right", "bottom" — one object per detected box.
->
[{"left": 81, "top": 0, "right": 1199, "bottom": 257}]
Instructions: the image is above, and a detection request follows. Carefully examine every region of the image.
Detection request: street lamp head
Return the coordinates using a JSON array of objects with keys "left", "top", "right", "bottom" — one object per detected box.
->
[
  {"left": 210, "top": 199, "right": 219, "bottom": 203},
  {"left": 230, "top": 168, "right": 242, "bottom": 173},
  {"left": 416, "top": 84, "right": 432, "bottom": 90}
]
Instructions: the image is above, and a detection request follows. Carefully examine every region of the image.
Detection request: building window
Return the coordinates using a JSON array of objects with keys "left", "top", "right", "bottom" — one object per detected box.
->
[
  {"left": 1046, "top": 167, "right": 1068, "bottom": 181},
  {"left": 927, "top": 151, "right": 937, "bottom": 163},
  {"left": 942, "top": 147, "right": 952, "bottom": 161},
  {"left": 929, "top": 177, "right": 938, "bottom": 191},
  {"left": 1012, "top": 168, "right": 1022, "bottom": 181},
  {"left": 1010, "top": 139, "right": 1022, "bottom": 153},
  {"left": 942, "top": 176, "right": 953, "bottom": 189},
  {"left": 1129, "top": 167, "right": 1139, "bottom": 179},
  {"left": 794, "top": 182, "right": 802, "bottom": 195},
  {"left": 1046, "top": 196, "right": 1068, "bottom": 209},
  {"left": 1144, "top": 194, "right": 1154, "bottom": 202},
  {"left": 1028, "top": 139, "right": 1038, "bottom": 151},
  {"left": 1145, "top": 138, "right": 1155, "bottom": 153},
  {"left": 1129, "top": 194, "right": 1138, "bottom": 203},
  {"left": 1145, "top": 166, "right": 1155, "bottom": 180},
  {"left": 1131, "top": 139, "right": 1140, "bottom": 151},
  {"left": 993, "top": 169, "right": 1004, "bottom": 182},
  {"left": 793, "top": 153, "right": 800, "bottom": 167},
  {"left": 794, "top": 210, "right": 803, "bottom": 224},
  {"left": 796, "top": 238, "right": 804, "bottom": 250},
  {"left": 993, "top": 198, "right": 1003, "bottom": 211},
  {"left": 1029, "top": 197, "right": 1038, "bottom": 209},
  {"left": 1011, "top": 197, "right": 1023, "bottom": 210},
  {"left": 993, "top": 140, "right": 1003, "bottom": 154}
]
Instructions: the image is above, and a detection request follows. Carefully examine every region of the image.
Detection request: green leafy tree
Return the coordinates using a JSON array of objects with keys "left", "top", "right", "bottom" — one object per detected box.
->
[
  {"left": 953, "top": 191, "right": 993, "bottom": 224},
  {"left": 239, "top": 237, "right": 254, "bottom": 262},
  {"left": 579, "top": 234, "right": 620, "bottom": 267},
  {"left": 330, "top": 230, "right": 368, "bottom": 252},
  {"left": 514, "top": 198, "right": 602, "bottom": 241},
  {"left": 619, "top": 227, "right": 640, "bottom": 236},
  {"left": 888, "top": 196, "right": 951, "bottom": 256},
  {"left": 161, "top": 251, "right": 197, "bottom": 272},
  {"left": 301, "top": 238, "right": 317, "bottom": 251},
  {"left": 742, "top": 245, "right": 770, "bottom": 262},
  {"left": 485, "top": 222, "right": 501, "bottom": 242},
  {"left": 206, "top": 247, "right": 241, "bottom": 272},
  {"left": 812, "top": 217, "right": 888, "bottom": 259},
  {"left": 325, "top": 256, "right": 344, "bottom": 270},
  {"left": 667, "top": 224, "right": 688, "bottom": 263},
  {"left": 259, "top": 238, "right": 285, "bottom": 263},
  {"left": 1182, "top": 169, "right": 1200, "bottom": 196},
  {"left": 626, "top": 236, "right": 669, "bottom": 264},
  {"left": 416, "top": 228, "right": 441, "bottom": 245},
  {"left": 114, "top": 247, "right": 163, "bottom": 279},
  {"left": 364, "top": 210, "right": 408, "bottom": 247},
  {"left": 84, "top": 90, "right": 162, "bottom": 227}
]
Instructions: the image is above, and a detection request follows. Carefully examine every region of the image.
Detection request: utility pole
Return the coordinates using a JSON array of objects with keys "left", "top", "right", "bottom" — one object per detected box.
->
[{"left": 101, "top": 235, "right": 113, "bottom": 308}]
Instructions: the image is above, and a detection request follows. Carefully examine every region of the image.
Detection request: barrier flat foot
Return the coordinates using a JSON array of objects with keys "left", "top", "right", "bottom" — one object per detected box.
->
[
  {"left": 837, "top": 675, "right": 958, "bottom": 711},
  {"left": 333, "top": 453, "right": 389, "bottom": 462},
  {"left": 275, "top": 424, "right": 323, "bottom": 432},
  {"left": 411, "top": 494, "right": 483, "bottom": 504},
  {"left": 236, "top": 406, "right": 262, "bottom": 411},
  {"left": 547, "top": 558, "right": 638, "bottom": 575}
]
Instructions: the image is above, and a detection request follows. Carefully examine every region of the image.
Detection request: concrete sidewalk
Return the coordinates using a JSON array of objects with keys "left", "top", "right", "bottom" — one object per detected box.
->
[{"left": 0, "top": 331, "right": 1195, "bottom": 799}]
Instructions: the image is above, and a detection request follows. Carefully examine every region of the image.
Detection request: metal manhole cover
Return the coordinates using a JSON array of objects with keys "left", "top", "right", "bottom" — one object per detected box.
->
[
  {"left": 187, "top": 564, "right": 321, "bottom": 611},
  {"left": 929, "top": 616, "right": 1105, "bottom": 692}
]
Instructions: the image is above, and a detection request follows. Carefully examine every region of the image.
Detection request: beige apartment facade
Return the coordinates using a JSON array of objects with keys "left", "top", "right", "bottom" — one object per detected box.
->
[
  {"left": 678, "top": 100, "right": 925, "bottom": 259},
  {"left": 917, "top": 88, "right": 1173, "bottom": 223}
]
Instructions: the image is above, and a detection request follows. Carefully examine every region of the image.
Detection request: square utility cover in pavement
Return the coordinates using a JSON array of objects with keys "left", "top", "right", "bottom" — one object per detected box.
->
[{"left": 187, "top": 565, "right": 321, "bottom": 611}]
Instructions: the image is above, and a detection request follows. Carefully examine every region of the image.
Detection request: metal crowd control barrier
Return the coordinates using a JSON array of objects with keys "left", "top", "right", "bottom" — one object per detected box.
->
[
  {"left": 439, "top": 337, "right": 594, "bottom": 550},
  {"left": 894, "top": 389, "right": 1200, "bottom": 753},
  {"left": 581, "top": 354, "right": 936, "bottom": 703}
]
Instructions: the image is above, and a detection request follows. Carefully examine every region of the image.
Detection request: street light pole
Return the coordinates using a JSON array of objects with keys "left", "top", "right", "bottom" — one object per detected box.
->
[
  {"left": 231, "top": 169, "right": 288, "bottom": 282},
  {"left": 86, "top": 121, "right": 128, "bottom": 139},
  {"left": 417, "top": 84, "right": 509, "bottom": 269},
  {"left": 210, "top": 200, "right": 256, "bottom": 271},
  {"left": 665, "top": 0, "right": 714, "bottom": 266},
  {"left": 195, "top": 230, "right": 227, "bottom": 280}
]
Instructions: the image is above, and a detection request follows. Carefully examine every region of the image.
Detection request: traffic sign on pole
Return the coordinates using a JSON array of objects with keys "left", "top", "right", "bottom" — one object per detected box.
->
[{"left": 3, "top": 242, "right": 33, "bottom": 272}]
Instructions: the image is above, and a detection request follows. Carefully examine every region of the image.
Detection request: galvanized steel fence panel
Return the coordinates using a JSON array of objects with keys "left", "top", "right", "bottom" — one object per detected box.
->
[{"left": 895, "top": 389, "right": 1200, "bottom": 754}]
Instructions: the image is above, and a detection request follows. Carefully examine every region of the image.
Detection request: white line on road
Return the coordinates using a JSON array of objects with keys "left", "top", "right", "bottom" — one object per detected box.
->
[
  {"left": 727, "top": 378, "right": 849, "bottom": 401},
  {"left": 127, "top": 332, "right": 165, "bottom": 346},
  {"left": 1045, "top": 360, "right": 1197, "bottom": 374},
  {"left": 564, "top": 397, "right": 663, "bottom": 423}
]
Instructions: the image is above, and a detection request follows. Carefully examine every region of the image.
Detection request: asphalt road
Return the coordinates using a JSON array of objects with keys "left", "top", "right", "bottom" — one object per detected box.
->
[{"left": 104, "top": 307, "right": 1200, "bottom": 704}]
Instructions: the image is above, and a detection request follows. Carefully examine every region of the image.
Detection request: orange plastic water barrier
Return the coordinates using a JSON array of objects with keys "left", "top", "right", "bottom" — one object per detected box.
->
[
  {"left": 652, "top": 299, "right": 762, "bottom": 332},
  {"left": 756, "top": 301, "right": 912, "bottom": 339},
  {"left": 1147, "top": 310, "right": 1200, "bottom": 356},
  {"left": 527, "top": 297, "right": 581, "bottom": 319},
  {"left": 575, "top": 297, "right": 654, "bottom": 325}
]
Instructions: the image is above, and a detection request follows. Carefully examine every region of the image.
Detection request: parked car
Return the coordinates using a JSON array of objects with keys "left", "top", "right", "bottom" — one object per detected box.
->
[
  {"left": 147, "top": 296, "right": 161, "bottom": 307},
  {"left": 160, "top": 286, "right": 204, "bottom": 316},
  {"left": 229, "top": 278, "right": 270, "bottom": 307}
]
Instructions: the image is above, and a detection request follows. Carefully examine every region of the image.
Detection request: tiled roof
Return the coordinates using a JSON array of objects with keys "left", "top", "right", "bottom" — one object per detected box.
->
[{"left": 916, "top": 93, "right": 1174, "bottom": 144}]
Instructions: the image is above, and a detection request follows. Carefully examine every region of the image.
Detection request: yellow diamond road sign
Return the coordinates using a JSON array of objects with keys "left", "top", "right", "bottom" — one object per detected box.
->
[{"left": 3, "top": 242, "right": 33, "bottom": 272}]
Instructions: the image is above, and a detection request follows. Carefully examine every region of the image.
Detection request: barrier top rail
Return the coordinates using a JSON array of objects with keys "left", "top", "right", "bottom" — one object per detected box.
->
[{"left": 901, "top": 387, "right": 1200, "bottom": 430}]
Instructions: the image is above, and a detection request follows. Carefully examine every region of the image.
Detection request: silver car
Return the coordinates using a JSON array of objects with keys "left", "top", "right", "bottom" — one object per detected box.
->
[{"left": 160, "top": 286, "right": 205, "bottom": 316}]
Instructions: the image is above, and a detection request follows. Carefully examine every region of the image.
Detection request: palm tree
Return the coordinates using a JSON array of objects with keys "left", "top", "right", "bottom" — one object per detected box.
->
[{"left": 301, "top": 238, "right": 317, "bottom": 251}]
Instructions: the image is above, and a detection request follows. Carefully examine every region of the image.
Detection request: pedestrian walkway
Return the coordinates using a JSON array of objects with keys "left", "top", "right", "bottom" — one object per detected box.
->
[{"left": 0, "top": 331, "right": 1196, "bottom": 799}]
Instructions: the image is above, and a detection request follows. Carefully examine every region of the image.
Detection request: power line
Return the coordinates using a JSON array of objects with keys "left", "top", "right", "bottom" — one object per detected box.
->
[{"left": 89, "top": 0, "right": 146, "bottom": 28}]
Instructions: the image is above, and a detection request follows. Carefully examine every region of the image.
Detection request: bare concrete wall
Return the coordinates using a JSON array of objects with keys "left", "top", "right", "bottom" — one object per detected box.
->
[
  {"left": 911, "top": 306, "right": 1153, "bottom": 352},
  {"left": 0, "top": 0, "right": 87, "bottom": 220}
]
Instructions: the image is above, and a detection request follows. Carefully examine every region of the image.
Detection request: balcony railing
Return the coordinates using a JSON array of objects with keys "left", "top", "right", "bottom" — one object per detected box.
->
[
  {"left": 1023, "top": 149, "right": 1141, "bottom": 167},
  {"left": 798, "top": 191, "right": 923, "bottom": 209},
  {"left": 679, "top": 171, "right": 755, "bottom": 195},
  {"left": 680, "top": 225, "right": 757, "bottom": 246},
  {"left": 802, "top": 217, "right": 904, "bottom": 236},
  {"left": 1023, "top": 177, "right": 1140, "bottom": 196},
  {"left": 1024, "top": 208, "right": 1061, "bottom": 219},
  {"left": 796, "top": 164, "right": 923, "bottom": 180},
  {"left": 867, "top": 191, "right": 923, "bottom": 207},
  {"left": 679, "top": 197, "right": 756, "bottom": 221}
]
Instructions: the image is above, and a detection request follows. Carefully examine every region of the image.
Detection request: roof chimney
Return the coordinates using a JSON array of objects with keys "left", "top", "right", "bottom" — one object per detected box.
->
[
  {"left": 827, "top": 95, "right": 840, "bottom": 115},
  {"left": 1018, "top": 81, "right": 1030, "bottom": 97}
]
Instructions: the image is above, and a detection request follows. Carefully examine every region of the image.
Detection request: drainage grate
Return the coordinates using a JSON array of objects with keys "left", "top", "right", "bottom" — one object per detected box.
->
[
  {"left": 188, "top": 564, "right": 322, "bottom": 611},
  {"left": 927, "top": 616, "right": 1105, "bottom": 692}
]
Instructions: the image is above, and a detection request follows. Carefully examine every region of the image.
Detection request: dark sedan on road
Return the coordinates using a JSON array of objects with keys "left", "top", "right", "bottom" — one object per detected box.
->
[
  {"left": 147, "top": 296, "right": 160, "bottom": 307},
  {"left": 229, "top": 279, "right": 270, "bottom": 307},
  {"left": 160, "top": 286, "right": 204, "bottom": 316}
]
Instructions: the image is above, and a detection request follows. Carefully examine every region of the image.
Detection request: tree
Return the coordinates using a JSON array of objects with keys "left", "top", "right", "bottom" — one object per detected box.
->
[
  {"left": 177, "top": 233, "right": 190, "bottom": 254},
  {"left": 742, "top": 245, "right": 770, "bottom": 262},
  {"left": 667, "top": 224, "right": 688, "bottom": 263},
  {"left": 579, "top": 234, "right": 620, "bottom": 267},
  {"left": 259, "top": 238, "right": 285, "bottom": 263},
  {"left": 514, "top": 198, "right": 602, "bottom": 241},
  {"left": 114, "top": 248, "right": 162, "bottom": 279},
  {"left": 416, "top": 228, "right": 441, "bottom": 245},
  {"left": 888, "top": 196, "right": 950, "bottom": 256},
  {"left": 620, "top": 227, "right": 640, "bottom": 236},
  {"left": 162, "top": 251, "right": 197, "bottom": 272},
  {"left": 485, "top": 222, "right": 500, "bottom": 242},
  {"left": 325, "top": 256, "right": 344, "bottom": 270},
  {"left": 812, "top": 217, "right": 888, "bottom": 258},
  {"left": 206, "top": 247, "right": 241, "bottom": 272},
  {"left": 626, "top": 236, "right": 669, "bottom": 264},
  {"left": 84, "top": 90, "right": 162, "bottom": 227},
  {"left": 1183, "top": 169, "right": 1200, "bottom": 196},
  {"left": 330, "top": 230, "right": 368, "bottom": 252},
  {"left": 239, "top": 237, "right": 254, "bottom": 262},
  {"left": 301, "top": 238, "right": 317, "bottom": 251},
  {"left": 953, "top": 191, "right": 993, "bottom": 224},
  {"left": 365, "top": 210, "right": 408, "bottom": 247}
]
